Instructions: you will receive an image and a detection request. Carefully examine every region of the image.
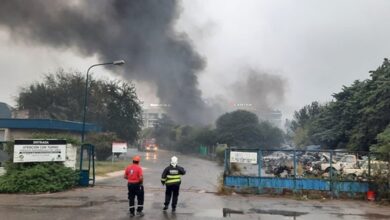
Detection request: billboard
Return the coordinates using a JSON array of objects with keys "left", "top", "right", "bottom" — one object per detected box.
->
[
  {"left": 230, "top": 151, "right": 258, "bottom": 164},
  {"left": 13, "top": 140, "right": 66, "bottom": 163},
  {"left": 112, "top": 142, "right": 127, "bottom": 153}
]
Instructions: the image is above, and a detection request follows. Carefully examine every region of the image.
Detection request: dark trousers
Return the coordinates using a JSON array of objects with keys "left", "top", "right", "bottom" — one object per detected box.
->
[
  {"left": 128, "top": 183, "right": 144, "bottom": 213},
  {"left": 164, "top": 184, "right": 180, "bottom": 208}
]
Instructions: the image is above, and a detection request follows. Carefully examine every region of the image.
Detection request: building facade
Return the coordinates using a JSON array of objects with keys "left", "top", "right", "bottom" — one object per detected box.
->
[{"left": 141, "top": 104, "right": 167, "bottom": 129}]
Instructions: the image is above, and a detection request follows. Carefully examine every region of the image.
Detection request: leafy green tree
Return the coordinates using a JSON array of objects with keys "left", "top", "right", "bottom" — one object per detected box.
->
[
  {"left": 102, "top": 81, "right": 142, "bottom": 142},
  {"left": 16, "top": 70, "right": 142, "bottom": 143},
  {"left": 153, "top": 115, "right": 177, "bottom": 149},
  {"left": 216, "top": 110, "right": 283, "bottom": 149},
  {"left": 371, "top": 124, "right": 390, "bottom": 154},
  {"left": 152, "top": 114, "right": 218, "bottom": 152},
  {"left": 173, "top": 126, "right": 199, "bottom": 153},
  {"left": 195, "top": 126, "right": 217, "bottom": 147},
  {"left": 257, "top": 121, "right": 284, "bottom": 148},
  {"left": 170, "top": 126, "right": 217, "bottom": 153},
  {"left": 290, "top": 101, "right": 322, "bottom": 132},
  {"left": 293, "top": 127, "right": 310, "bottom": 148},
  {"left": 87, "top": 132, "right": 119, "bottom": 160},
  {"left": 291, "top": 58, "right": 390, "bottom": 152}
]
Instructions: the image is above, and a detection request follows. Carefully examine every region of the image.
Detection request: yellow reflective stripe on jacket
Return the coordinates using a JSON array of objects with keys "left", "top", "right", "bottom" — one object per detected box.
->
[
  {"left": 161, "top": 178, "right": 166, "bottom": 181},
  {"left": 167, "top": 175, "right": 181, "bottom": 179},
  {"left": 166, "top": 178, "right": 181, "bottom": 184},
  {"left": 165, "top": 174, "right": 182, "bottom": 184}
]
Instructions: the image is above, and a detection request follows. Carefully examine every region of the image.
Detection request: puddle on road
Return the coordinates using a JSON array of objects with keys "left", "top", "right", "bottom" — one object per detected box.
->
[
  {"left": 248, "top": 208, "right": 308, "bottom": 217},
  {"left": 220, "top": 207, "right": 308, "bottom": 219},
  {"left": 193, "top": 209, "right": 224, "bottom": 218},
  {"left": 329, "top": 212, "right": 390, "bottom": 220},
  {"left": 222, "top": 208, "right": 244, "bottom": 217},
  {"left": 193, "top": 208, "right": 304, "bottom": 218}
]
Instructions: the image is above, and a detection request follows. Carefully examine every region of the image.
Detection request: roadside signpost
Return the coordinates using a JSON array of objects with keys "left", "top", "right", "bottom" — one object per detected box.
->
[
  {"left": 112, "top": 142, "right": 127, "bottom": 163},
  {"left": 13, "top": 140, "right": 66, "bottom": 163},
  {"left": 230, "top": 151, "right": 258, "bottom": 164}
]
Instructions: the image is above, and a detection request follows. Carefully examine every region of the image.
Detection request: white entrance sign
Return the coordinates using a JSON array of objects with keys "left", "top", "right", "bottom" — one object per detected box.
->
[
  {"left": 230, "top": 151, "right": 258, "bottom": 164},
  {"left": 13, "top": 140, "right": 67, "bottom": 163},
  {"left": 112, "top": 142, "right": 127, "bottom": 153}
]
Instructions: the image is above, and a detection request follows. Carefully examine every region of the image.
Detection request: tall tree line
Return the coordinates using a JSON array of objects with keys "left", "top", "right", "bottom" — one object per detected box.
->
[
  {"left": 153, "top": 110, "right": 284, "bottom": 152},
  {"left": 290, "top": 59, "right": 390, "bottom": 152},
  {"left": 17, "top": 69, "right": 142, "bottom": 143}
]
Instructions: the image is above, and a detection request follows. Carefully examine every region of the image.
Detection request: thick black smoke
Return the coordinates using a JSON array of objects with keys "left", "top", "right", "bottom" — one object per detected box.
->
[{"left": 0, "top": 0, "right": 207, "bottom": 124}]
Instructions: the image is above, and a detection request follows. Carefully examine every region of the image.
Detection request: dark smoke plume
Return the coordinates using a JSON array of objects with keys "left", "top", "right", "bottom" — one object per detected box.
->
[
  {"left": 0, "top": 0, "right": 207, "bottom": 124},
  {"left": 229, "top": 68, "right": 286, "bottom": 114}
]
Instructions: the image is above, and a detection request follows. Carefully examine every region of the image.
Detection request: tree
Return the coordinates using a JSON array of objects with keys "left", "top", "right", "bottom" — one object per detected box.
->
[
  {"left": 153, "top": 115, "right": 177, "bottom": 149},
  {"left": 371, "top": 124, "right": 390, "bottom": 154},
  {"left": 194, "top": 126, "right": 217, "bottom": 147},
  {"left": 169, "top": 125, "right": 218, "bottom": 153},
  {"left": 293, "top": 127, "right": 310, "bottom": 148},
  {"left": 102, "top": 81, "right": 142, "bottom": 142},
  {"left": 87, "top": 132, "right": 119, "bottom": 160},
  {"left": 16, "top": 70, "right": 142, "bottom": 143},
  {"left": 216, "top": 110, "right": 284, "bottom": 149},
  {"left": 257, "top": 121, "right": 284, "bottom": 148},
  {"left": 290, "top": 101, "right": 322, "bottom": 132},
  {"left": 291, "top": 58, "right": 390, "bottom": 152}
]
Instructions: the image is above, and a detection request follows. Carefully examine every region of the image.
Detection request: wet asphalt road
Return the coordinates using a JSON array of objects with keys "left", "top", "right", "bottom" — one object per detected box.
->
[
  {"left": 97, "top": 149, "right": 221, "bottom": 192},
  {"left": 0, "top": 149, "right": 390, "bottom": 220}
]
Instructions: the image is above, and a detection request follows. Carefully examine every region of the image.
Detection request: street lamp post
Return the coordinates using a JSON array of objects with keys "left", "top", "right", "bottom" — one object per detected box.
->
[{"left": 81, "top": 60, "right": 125, "bottom": 142}]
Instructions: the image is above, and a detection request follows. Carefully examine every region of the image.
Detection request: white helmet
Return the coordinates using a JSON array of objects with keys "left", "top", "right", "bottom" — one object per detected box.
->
[{"left": 170, "top": 156, "right": 178, "bottom": 167}]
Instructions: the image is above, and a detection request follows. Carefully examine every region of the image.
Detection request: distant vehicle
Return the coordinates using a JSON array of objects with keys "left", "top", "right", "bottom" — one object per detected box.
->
[{"left": 139, "top": 138, "right": 158, "bottom": 152}]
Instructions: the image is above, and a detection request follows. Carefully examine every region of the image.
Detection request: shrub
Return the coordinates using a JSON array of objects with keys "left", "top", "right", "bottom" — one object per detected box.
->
[
  {"left": 216, "top": 144, "right": 228, "bottom": 165},
  {"left": 0, "top": 162, "right": 79, "bottom": 193},
  {"left": 87, "top": 132, "right": 119, "bottom": 161}
]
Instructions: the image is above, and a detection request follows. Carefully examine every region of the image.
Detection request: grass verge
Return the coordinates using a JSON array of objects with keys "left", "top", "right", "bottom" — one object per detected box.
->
[{"left": 95, "top": 161, "right": 130, "bottom": 176}]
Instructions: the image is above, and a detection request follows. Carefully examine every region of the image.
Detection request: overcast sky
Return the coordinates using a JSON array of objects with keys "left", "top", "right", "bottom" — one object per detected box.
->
[{"left": 0, "top": 0, "right": 389, "bottom": 119}]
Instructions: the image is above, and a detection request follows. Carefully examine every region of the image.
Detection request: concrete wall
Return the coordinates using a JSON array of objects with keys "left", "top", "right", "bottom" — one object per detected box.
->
[{"left": 64, "top": 144, "right": 78, "bottom": 170}]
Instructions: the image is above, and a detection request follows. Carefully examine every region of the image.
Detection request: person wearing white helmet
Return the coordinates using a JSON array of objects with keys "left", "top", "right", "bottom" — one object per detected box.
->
[{"left": 161, "top": 156, "right": 186, "bottom": 212}]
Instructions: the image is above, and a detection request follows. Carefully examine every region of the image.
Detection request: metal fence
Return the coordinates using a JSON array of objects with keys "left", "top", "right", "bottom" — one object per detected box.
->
[{"left": 224, "top": 148, "right": 390, "bottom": 197}]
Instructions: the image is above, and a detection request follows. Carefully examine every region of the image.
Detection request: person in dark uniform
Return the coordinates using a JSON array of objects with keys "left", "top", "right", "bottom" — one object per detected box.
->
[
  {"left": 124, "top": 155, "right": 144, "bottom": 217},
  {"left": 161, "top": 156, "right": 186, "bottom": 212}
]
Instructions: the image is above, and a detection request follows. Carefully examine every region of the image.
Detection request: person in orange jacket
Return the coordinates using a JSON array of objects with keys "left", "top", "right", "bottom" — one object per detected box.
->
[{"left": 124, "top": 155, "right": 144, "bottom": 217}]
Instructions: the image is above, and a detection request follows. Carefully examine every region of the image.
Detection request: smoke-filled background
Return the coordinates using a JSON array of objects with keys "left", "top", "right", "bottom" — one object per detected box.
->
[
  {"left": 0, "top": 0, "right": 210, "bottom": 124},
  {"left": 229, "top": 69, "right": 286, "bottom": 112},
  {"left": 1, "top": 0, "right": 389, "bottom": 123}
]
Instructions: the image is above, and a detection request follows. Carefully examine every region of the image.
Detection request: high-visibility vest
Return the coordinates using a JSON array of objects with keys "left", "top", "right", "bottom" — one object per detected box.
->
[{"left": 161, "top": 165, "right": 186, "bottom": 185}]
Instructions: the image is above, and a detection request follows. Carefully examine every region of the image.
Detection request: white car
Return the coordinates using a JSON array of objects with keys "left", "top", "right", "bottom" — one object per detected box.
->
[
  {"left": 343, "top": 160, "right": 389, "bottom": 180},
  {"left": 321, "top": 154, "right": 361, "bottom": 174}
]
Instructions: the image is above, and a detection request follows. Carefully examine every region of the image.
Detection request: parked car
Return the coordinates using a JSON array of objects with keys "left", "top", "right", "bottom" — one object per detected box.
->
[
  {"left": 320, "top": 154, "right": 362, "bottom": 174},
  {"left": 343, "top": 160, "right": 389, "bottom": 180}
]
